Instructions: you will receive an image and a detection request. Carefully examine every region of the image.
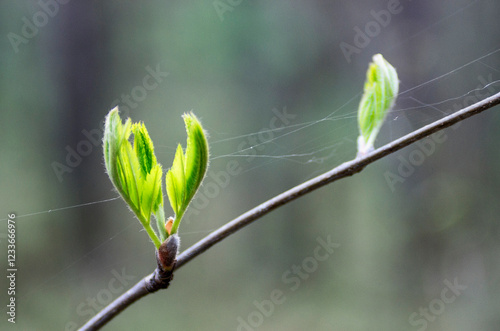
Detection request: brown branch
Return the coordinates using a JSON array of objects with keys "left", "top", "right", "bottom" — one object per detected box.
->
[{"left": 78, "top": 91, "right": 500, "bottom": 330}]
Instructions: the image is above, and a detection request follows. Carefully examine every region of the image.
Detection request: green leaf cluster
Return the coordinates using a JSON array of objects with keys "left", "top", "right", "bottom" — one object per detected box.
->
[
  {"left": 357, "top": 54, "right": 399, "bottom": 156},
  {"left": 103, "top": 107, "right": 209, "bottom": 249}
]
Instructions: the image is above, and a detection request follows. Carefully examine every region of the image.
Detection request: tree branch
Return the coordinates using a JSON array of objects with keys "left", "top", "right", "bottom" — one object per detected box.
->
[{"left": 79, "top": 91, "right": 500, "bottom": 330}]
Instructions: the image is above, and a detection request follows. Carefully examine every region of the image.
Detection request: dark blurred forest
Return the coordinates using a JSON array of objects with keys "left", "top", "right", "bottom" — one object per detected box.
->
[{"left": 1, "top": 1, "right": 500, "bottom": 330}]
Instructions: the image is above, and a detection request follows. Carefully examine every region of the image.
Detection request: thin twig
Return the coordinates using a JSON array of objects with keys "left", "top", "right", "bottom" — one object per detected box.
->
[{"left": 79, "top": 91, "right": 500, "bottom": 330}]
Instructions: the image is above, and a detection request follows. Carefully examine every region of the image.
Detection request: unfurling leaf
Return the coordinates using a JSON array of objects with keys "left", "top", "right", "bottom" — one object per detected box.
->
[
  {"left": 357, "top": 54, "right": 399, "bottom": 156},
  {"left": 133, "top": 122, "right": 157, "bottom": 179},
  {"left": 166, "top": 144, "right": 186, "bottom": 215},
  {"left": 183, "top": 113, "right": 209, "bottom": 207},
  {"left": 166, "top": 112, "right": 209, "bottom": 235}
]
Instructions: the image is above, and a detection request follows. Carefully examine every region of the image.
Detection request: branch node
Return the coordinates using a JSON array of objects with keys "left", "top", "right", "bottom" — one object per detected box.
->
[
  {"left": 145, "top": 234, "right": 180, "bottom": 292},
  {"left": 145, "top": 261, "right": 176, "bottom": 293}
]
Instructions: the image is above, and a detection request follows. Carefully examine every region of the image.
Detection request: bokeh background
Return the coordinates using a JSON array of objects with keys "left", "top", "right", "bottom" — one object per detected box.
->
[{"left": 1, "top": 1, "right": 500, "bottom": 330}]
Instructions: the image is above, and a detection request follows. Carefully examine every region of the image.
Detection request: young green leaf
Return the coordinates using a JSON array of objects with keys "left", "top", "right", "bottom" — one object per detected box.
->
[
  {"left": 133, "top": 122, "right": 157, "bottom": 179},
  {"left": 166, "top": 112, "right": 209, "bottom": 235},
  {"left": 103, "top": 107, "right": 132, "bottom": 193},
  {"left": 166, "top": 144, "right": 186, "bottom": 215},
  {"left": 357, "top": 54, "right": 399, "bottom": 156},
  {"left": 104, "top": 108, "right": 137, "bottom": 208},
  {"left": 183, "top": 113, "right": 209, "bottom": 206},
  {"left": 140, "top": 163, "right": 163, "bottom": 221}
]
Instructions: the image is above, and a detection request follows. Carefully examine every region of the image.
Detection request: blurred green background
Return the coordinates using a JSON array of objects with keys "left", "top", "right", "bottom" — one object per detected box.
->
[{"left": 1, "top": 1, "right": 500, "bottom": 330}]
